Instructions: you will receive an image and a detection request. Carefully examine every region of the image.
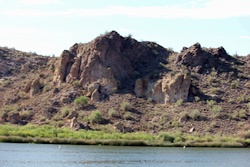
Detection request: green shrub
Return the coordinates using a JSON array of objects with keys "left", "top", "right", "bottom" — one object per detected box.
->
[
  {"left": 157, "top": 132, "right": 175, "bottom": 143},
  {"left": 60, "top": 106, "right": 71, "bottom": 118},
  {"left": 206, "top": 100, "right": 217, "bottom": 106},
  {"left": 189, "top": 109, "right": 201, "bottom": 121},
  {"left": 89, "top": 110, "right": 103, "bottom": 123},
  {"left": 124, "top": 112, "right": 132, "bottom": 120},
  {"left": 211, "top": 105, "right": 222, "bottom": 112},
  {"left": 43, "top": 84, "right": 51, "bottom": 92},
  {"left": 231, "top": 111, "right": 239, "bottom": 120},
  {"left": 108, "top": 108, "right": 118, "bottom": 118},
  {"left": 239, "top": 109, "right": 247, "bottom": 119},
  {"left": 120, "top": 101, "right": 133, "bottom": 111},
  {"left": 228, "top": 98, "right": 234, "bottom": 104},
  {"left": 176, "top": 99, "right": 183, "bottom": 106},
  {"left": 231, "top": 81, "right": 239, "bottom": 89},
  {"left": 210, "top": 121, "right": 217, "bottom": 128},
  {"left": 210, "top": 88, "right": 223, "bottom": 95},
  {"left": 72, "top": 80, "right": 81, "bottom": 88},
  {"left": 194, "top": 96, "right": 200, "bottom": 102},
  {"left": 74, "top": 96, "right": 88, "bottom": 108}
]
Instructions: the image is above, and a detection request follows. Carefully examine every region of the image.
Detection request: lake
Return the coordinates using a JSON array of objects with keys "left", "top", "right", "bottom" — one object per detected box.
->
[{"left": 0, "top": 143, "right": 250, "bottom": 167}]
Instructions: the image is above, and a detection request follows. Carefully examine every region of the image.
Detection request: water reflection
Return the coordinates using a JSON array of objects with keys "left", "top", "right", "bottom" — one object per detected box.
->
[{"left": 0, "top": 143, "right": 250, "bottom": 167}]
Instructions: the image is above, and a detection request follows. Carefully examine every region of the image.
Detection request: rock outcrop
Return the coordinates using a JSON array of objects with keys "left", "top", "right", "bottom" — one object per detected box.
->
[
  {"left": 54, "top": 31, "right": 170, "bottom": 102},
  {"left": 175, "top": 43, "right": 232, "bottom": 73},
  {"left": 134, "top": 73, "right": 191, "bottom": 103}
]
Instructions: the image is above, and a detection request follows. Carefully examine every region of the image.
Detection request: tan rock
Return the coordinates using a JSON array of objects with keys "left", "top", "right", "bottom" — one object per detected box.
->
[
  {"left": 30, "top": 78, "right": 41, "bottom": 97},
  {"left": 135, "top": 73, "right": 190, "bottom": 103},
  {"left": 23, "top": 81, "right": 32, "bottom": 93},
  {"left": 91, "top": 89, "right": 100, "bottom": 102}
]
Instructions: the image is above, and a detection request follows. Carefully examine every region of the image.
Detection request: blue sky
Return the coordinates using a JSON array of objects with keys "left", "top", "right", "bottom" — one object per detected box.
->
[{"left": 0, "top": 0, "right": 250, "bottom": 56}]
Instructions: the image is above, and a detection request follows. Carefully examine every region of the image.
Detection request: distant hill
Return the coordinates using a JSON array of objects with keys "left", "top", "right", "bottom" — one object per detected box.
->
[{"left": 0, "top": 31, "right": 249, "bottom": 137}]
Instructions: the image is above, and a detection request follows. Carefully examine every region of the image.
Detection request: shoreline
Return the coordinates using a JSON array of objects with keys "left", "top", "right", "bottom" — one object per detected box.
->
[{"left": 0, "top": 136, "right": 249, "bottom": 148}]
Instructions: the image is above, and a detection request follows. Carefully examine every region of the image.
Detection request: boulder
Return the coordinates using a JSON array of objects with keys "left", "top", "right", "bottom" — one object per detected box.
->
[
  {"left": 91, "top": 89, "right": 100, "bottom": 102},
  {"left": 23, "top": 81, "right": 32, "bottom": 93},
  {"left": 134, "top": 73, "right": 191, "bottom": 103},
  {"left": 29, "top": 78, "right": 41, "bottom": 97}
]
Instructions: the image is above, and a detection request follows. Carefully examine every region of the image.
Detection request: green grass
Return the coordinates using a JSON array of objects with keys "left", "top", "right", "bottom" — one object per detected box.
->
[{"left": 0, "top": 124, "right": 249, "bottom": 147}]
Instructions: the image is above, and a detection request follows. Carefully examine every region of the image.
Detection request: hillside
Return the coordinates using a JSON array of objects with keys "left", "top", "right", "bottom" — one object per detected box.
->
[{"left": 0, "top": 31, "right": 249, "bottom": 138}]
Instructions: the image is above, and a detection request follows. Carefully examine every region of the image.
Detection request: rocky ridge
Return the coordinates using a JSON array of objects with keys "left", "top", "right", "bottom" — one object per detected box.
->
[{"left": 0, "top": 31, "right": 249, "bottom": 136}]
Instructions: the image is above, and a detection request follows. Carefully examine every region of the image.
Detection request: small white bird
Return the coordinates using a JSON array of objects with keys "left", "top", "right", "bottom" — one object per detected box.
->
[
  {"left": 58, "top": 145, "right": 61, "bottom": 149},
  {"left": 183, "top": 146, "right": 186, "bottom": 149}
]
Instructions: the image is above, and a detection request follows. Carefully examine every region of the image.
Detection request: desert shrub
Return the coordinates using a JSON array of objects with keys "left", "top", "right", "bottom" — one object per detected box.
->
[
  {"left": 189, "top": 109, "right": 201, "bottom": 121},
  {"left": 245, "top": 82, "right": 250, "bottom": 88},
  {"left": 210, "top": 88, "right": 223, "bottom": 95},
  {"left": 211, "top": 105, "right": 222, "bottom": 112},
  {"left": 231, "top": 81, "right": 239, "bottom": 89},
  {"left": 210, "top": 121, "right": 218, "bottom": 128},
  {"left": 157, "top": 132, "right": 175, "bottom": 143},
  {"left": 124, "top": 112, "right": 132, "bottom": 120},
  {"left": 120, "top": 101, "right": 132, "bottom": 111},
  {"left": 74, "top": 96, "right": 88, "bottom": 108},
  {"left": 43, "top": 84, "right": 51, "bottom": 92},
  {"left": 206, "top": 100, "right": 217, "bottom": 106},
  {"left": 147, "top": 97, "right": 153, "bottom": 103},
  {"left": 179, "top": 111, "right": 189, "bottom": 121},
  {"left": 108, "top": 108, "right": 118, "bottom": 118},
  {"left": 231, "top": 111, "right": 239, "bottom": 120},
  {"left": 175, "top": 99, "right": 183, "bottom": 106},
  {"left": 19, "top": 110, "right": 33, "bottom": 119},
  {"left": 89, "top": 110, "right": 103, "bottom": 123},
  {"left": 60, "top": 106, "right": 71, "bottom": 118},
  {"left": 194, "top": 96, "right": 200, "bottom": 102},
  {"left": 72, "top": 80, "right": 81, "bottom": 88},
  {"left": 18, "top": 91, "right": 28, "bottom": 99},
  {"left": 239, "top": 109, "right": 247, "bottom": 119},
  {"left": 238, "top": 95, "right": 250, "bottom": 104},
  {"left": 228, "top": 98, "right": 234, "bottom": 104}
]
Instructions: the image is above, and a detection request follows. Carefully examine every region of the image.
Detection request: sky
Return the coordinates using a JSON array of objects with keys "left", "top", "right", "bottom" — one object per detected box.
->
[{"left": 0, "top": 0, "right": 250, "bottom": 56}]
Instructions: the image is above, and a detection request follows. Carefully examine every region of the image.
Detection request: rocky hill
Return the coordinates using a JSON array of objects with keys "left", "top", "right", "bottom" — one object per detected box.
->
[{"left": 0, "top": 31, "right": 249, "bottom": 136}]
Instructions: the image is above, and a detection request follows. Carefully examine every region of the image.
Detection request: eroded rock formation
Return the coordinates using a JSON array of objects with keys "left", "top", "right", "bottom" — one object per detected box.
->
[
  {"left": 54, "top": 31, "right": 172, "bottom": 101},
  {"left": 134, "top": 73, "right": 191, "bottom": 103},
  {"left": 175, "top": 43, "right": 233, "bottom": 73}
]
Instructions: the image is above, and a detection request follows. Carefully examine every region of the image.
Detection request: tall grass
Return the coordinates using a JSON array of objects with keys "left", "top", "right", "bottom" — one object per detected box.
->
[{"left": 0, "top": 124, "right": 249, "bottom": 147}]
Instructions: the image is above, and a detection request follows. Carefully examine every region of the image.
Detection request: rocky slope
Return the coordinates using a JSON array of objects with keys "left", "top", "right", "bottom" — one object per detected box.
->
[{"left": 0, "top": 31, "right": 249, "bottom": 136}]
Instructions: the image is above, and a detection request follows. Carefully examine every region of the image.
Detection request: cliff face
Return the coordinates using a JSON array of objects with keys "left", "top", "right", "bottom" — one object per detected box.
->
[{"left": 54, "top": 31, "right": 190, "bottom": 103}]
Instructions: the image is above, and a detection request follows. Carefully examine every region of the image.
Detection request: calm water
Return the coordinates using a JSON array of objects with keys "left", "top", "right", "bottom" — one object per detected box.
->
[{"left": 0, "top": 143, "right": 250, "bottom": 167}]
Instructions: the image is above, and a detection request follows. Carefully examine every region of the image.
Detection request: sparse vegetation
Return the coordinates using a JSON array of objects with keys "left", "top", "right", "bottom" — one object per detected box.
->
[
  {"left": 120, "top": 101, "right": 133, "bottom": 111},
  {"left": 175, "top": 99, "right": 183, "bottom": 106},
  {"left": 89, "top": 110, "right": 103, "bottom": 123},
  {"left": 74, "top": 96, "right": 88, "bottom": 108},
  {"left": 108, "top": 108, "right": 118, "bottom": 118},
  {"left": 189, "top": 109, "right": 201, "bottom": 121}
]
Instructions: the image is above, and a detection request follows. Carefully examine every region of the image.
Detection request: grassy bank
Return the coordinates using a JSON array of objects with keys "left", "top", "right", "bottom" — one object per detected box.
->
[{"left": 0, "top": 124, "right": 250, "bottom": 147}]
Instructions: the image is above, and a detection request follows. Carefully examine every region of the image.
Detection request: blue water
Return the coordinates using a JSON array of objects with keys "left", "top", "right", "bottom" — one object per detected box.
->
[{"left": 0, "top": 143, "right": 250, "bottom": 167}]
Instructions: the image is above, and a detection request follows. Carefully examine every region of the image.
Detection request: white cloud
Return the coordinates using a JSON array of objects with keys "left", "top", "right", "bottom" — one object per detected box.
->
[
  {"left": 1, "top": 0, "right": 250, "bottom": 19},
  {"left": 16, "top": 0, "right": 60, "bottom": 5}
]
